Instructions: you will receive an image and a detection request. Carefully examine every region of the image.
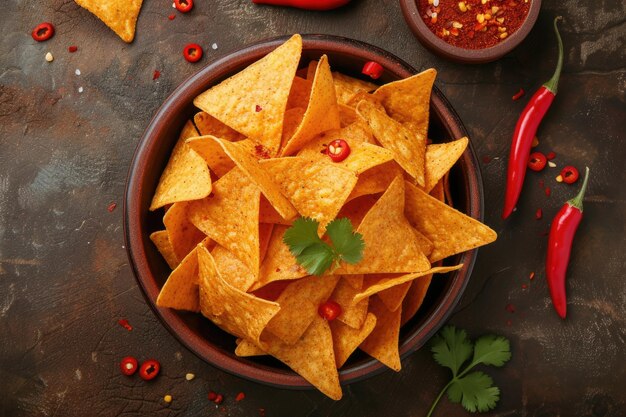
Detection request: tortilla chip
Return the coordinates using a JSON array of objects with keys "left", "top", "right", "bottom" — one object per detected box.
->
[
  {"left": 259, "top": 196, "right": 292, "bottom": 225},
  {"left": 336, "top": 194, "right": 379, "bottom": 231},
  {"left": 287, "top": 77, "right": 312, "bottom": 109},
  {"left": 266, "top": 275, "right": 339, "bottom": 344},
  {"left": 74, "top": 0, "right": 143, "bottom": 43},
  {"left": 255, "top": 225, "right": 308, "bottom": 290},
  {"left": 211, "top": 245, "right": 256, "bottom": 292},
  {"left": 338, "top": 104, "right": 358, "bottom": 127},
  {"left": 306, "top": 60, "right": 318, "bottom": 79},
  {"left": 235, "top": 339, "right": 266, "bottom": 357},
  {"left": 356, "top": 99, "right": 426, "bottom": 186},
  {"left": 377, "top": 282, "right": 411, "bottom": 312},
  {"left": 444, "top": 171, "right": 454, "bottom": 207},
  {"left": 261, "top": 157, "right": 357, "bottom": 231},
  {"left": 341, "top": 274, "right": 363, "bottom": 290},
  {"left": 355, "top": 265, "right": 463, "bottom": 305},
  {"left": 197, "top": 246, "right": 280, "bottom": 344},
  {"left": 185, "top": 135, "right": 236, "bottom": 178},
  {"left": 156, "top": 247, "right": 200, "bottom": 312},
  {"left": 430, "top": 179, "right": 445, "bottom": 202},
  {"left": 373, "top": 68, "right": 437, "bottom": 141},
  {"left": 259, "top": 223, "right": 274, "bottom": 263},
  {"left": 252, "top": 279, "right": 291, "bottom": 302},
  {"left": 331, "top": 313, "right": 377, "bottom": 368},
  {"left": 193, "top": 35, "right": 302, "bottom": 156},
  {"left": 261, "top": 316, "right": 342, "bottom": 400},
  {"left": 281, "top": 55, "right": 341, "bottom": 156},
  {"left": 188, "top": 167, "right": 261, "bottom": 274},
  {"left": 193, "top": 112, "right": 245, "bottom": 142},
  {"left": 347, "top": 161, "right": 403, "bottom": 202},
  {"left": 280, "top": 107, "right": 306, "bottom": 151},
  {"left": 163, "top": 202, "right": 205, "bottom": 262},
  {"left": 404, "top": 181, "right": 497, "bottom": 262},
  {"left": 337, "top": 176, "right": 431, "bottom": 274},
  {"left": 413, "top": 227, "right": 434, "bottom": 257},
  {"left": 150, "top": 230, "right": 179, "bottom": 269},
  {"left": 401, "top": 274, "right": 433, "bottom": 326},
  {"left": 332, "top": 72, "right": 378, "bottom": 106},
  {"left": 360, "top": 296, "right": 402, "bottom": 371},
  {"left": 424, "top": 137, "right": 468, "bottom": 193},
  {"left": 150, "top": 121, "right": 211, "bottom": 210},
  {"left": 330, "top": 276, "right": 368, "bottom": 329}
]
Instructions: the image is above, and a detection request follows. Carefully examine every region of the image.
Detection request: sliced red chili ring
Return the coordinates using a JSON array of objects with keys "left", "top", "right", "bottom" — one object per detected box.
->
[
  {"left": 318, "top": 301, "right": 342, "bottom": 321},
  {"left": 139, "top": 359, "right": 160, "bottom": 380},
  {"left": 361, "top": 61, "right": 384, "bottom": 80},
  {"left": 326, "top": 139, "right": 351, "bottom": 162},
  {"left": 560, "top": 166, "right": 579, "bottom": 184},
  {"left": 528, "top": 152, "right": 547, "bottom": 172},
  {"left": 174, "top": 0, "right": 193, "bottom": 13},
  {"left": 32, "top": 22, "right": 55, "bottom": 42},
  {"left": 183, "top": 43, "right": 203, "bottom": 63},
  {"left": 120, "top": 356, "right": 138, "bottom": 376}
]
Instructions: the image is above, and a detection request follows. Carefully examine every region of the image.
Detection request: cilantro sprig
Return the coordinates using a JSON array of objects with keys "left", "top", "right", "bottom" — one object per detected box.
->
[
  {"left": 427, "top": 326, "right": 512, "bottom": 417},
  {"left": 283, "top": 217, "right": 365, "bottom": 276}
]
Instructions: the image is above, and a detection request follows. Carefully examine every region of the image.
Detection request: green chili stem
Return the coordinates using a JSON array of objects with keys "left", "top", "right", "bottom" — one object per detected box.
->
[
  {"left": 568, "top": 167, "right": 590, "bottom": 211},
  {"left": 543, "top": 16, "right": 564, "bottom": 94}
]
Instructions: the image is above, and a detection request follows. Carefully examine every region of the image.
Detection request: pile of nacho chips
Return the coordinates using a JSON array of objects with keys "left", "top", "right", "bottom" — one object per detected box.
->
[{"left": 148, "top": 34, "right": 496, "bottom": 400}]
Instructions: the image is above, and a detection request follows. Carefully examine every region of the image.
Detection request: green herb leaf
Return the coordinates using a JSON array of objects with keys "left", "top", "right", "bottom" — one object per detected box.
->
[
  {"left": 430, "top": 325, "right": 473, "bottom": 377},
  {"left": 326, "top": 218, "right": 365, "bottom": 265},
  {"left": 472, "top": 335, "right": 511, "bottom": 367},
  {"left": 296, "top": 243, "right": 335, "bottom": 276},
  {"left": 447, "top": 371, "right": 500, "bottom": 413},
  {"left": 282, "top": 217, "right": 324, "bottom": 256}
]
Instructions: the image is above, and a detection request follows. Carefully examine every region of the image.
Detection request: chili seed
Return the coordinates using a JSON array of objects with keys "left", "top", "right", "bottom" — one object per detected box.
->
[
  {"left": 45, "top": 52, "right": 53, "bottom": 62},
  {"left": 185, "top": 373, "right": 195, "bottom": 381},
  {"left": 164, "top": 394, "right": 173, "bottom": 403},
  {"left": 452, "top": 21, "right": 463, "bottom": 28},
  {"left": 458, "top": 1, "right": 467, "bottom": 12},
  {"left": 548, "top": 161, "right": 557, "bottom": 168},
  {"left": 556, "top": 174, "right": 563, "bottom": 182},
  {"left": 476, "top": 13, "right": 485, "bottom": 23},
  {"left": 500, "top": 32, "right": 508, "bottom": 39}
]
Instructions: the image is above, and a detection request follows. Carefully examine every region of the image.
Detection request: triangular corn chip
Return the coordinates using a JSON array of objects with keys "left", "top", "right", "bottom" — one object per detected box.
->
[
  {"left": 150, "top": 230, "right": 178, "bottom": 269},
  {"left": 194, "top": 112, "right": 245, "bottom": 142},
  {"left": 337, "top": 176, "right": 430, "bottom": 274},
  {"left": 330, "top": 276, "right": 368, "bottom": 329},
  {"left": 281, "top": 56, "right": 341, "bottom": 156},
  {"left": 336, "top": 194, "right": 379, "bottom": 232},
  {"left": 150, "top": 121, "right": 211, "bottom": 210},
  {"left": 424, "top": 137, "right": 468, "bottom": 193},
  {"left": 266, "top": 275, "right": 339, "bottom": 344},
  {"left": 197, "top": 246, "right": 279, "bottom": 344},
  {"left": 259, "top": 223, "right": 274, "bottom": 263},
  {"left": 404, "top": 181, "right": 497, "bottom": 262},
  {"left": 413, "top": 227, "right": 434, "bottom": 257},
  {"left": 156, "top": 247, "right": 200, "bottom": 312},
  {"left": 356, "top": 99, "right": 426, "bottom": 186},
  {"left": 332, "top": 72, "right": 378, "bottom": 106},
  {"left": 347, "top": 161, "right": 403, "bottom": 202},
  {"left": 338, "top": 103, "right": 358, "bottom": 127},
  {"left": 185, "top": 135, "right": 236, "bottom": 178},
  {"left": 331, "top": 313, "right": 377, "bottom": 368},
  {"left": 287, "top": 77, "right": 312, "bottom": 109},
  {"left": 74, "top": 0, "right": 143, "bottom": 43},
  {"left": 254, "top": 225, "right": 308, "bottom": 290},
  {"left": 259, "top": 196, "right": 293, "bottom": 225},
  {"left": 401, "top": 273, "right": 434, "bottom": 326},
  {"left": 188, "top": 168, "right": 261, "bottom": 274},
  {"left": 212, "top": 245, "right": 256, "bottom": 292},
  {"left": 163, "top": 202, "right": 205, "bottom": 262},
  {"left": 235, "top": 339, "right": 266, "bottom": 357},
  {"left": 280, "top": 107, "right": 306, "bottom": 151},
  {"left": 193, "top": 35, "right": 302, "bottom": 156},
  {"left": 430, "top": 178, "right": 445, "bottom": 202},
  {"left": 377, "top": 282, "right": 411, "bottom": 312},
  {"left": 360, "top": 296, "right": 402, "bottom": 371}
]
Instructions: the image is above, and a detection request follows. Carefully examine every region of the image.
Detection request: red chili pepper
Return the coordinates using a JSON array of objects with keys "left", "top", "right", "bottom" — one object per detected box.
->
[
  {"left": 527, "top": 152, "right": 547, "bottom": 171},
  {"left": 326, "top": 139, "right": 351, "bottom": 162},
  {"left": 318, "top": 301, "right": 342, "bottom": 321},
  {"left": 183, "top": 43, "right": 203, "bottom": 63},
  {"left": 32, "top": 22, "right": 55, "bottom": 42},
  {"left": 120, "top": 356, "right": 138, "bottom": 376},
  {"left": 362, "top": 61, "right": 384, "bottom": 80},
  {"left": 502, "top": 17, "right": 563, "bottom": 219},
  {"left": 560, "top": 166, "right": 579, "bottom": 184},
  {"left": 139, "top": 359, "right": 160, "bottom": 380},
  {"left": 512, "top": 88, "right": 525, "bottom": 101},
  {"left": 252, "top": 0, "right": 350, "bottom": 10},
  {"left": 174, "top": 0, "right": 193, "bottom": 13},
  {"left": 546, "top": 167, "right": 590, "bottom": 319}
]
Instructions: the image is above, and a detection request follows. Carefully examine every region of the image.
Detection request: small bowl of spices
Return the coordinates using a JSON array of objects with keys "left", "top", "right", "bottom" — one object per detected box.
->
[{"left": 400, "top": 0, "right": 541, "bottom": 63}]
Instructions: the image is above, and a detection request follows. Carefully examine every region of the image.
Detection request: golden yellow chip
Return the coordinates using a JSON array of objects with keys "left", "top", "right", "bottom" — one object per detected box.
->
[
  {"left": 74, "top": 0, "right": 143, "bottom": 43},
  {"left": 188, "top": 167, "right": 261, "bottom": 274},
  {"left": 261, "top": 316, "right": 342, "bottom": 400},
  {"left": 330, "top": 276, "right": 368, "bottom": 329},
  {"left": 163, "top": 202, "right": 205, "bottom": 263},
  {"left": 261, "top": 157, "right": 357, "bottom": 231},
  {"left": 193, "top": 35, "right": 302, "bottom": 156},
  {"left": 287, "top": 77, "right": 312, "bottom": 109},
  {"left": 211, "top": 245, "right": 256, "bottom": 292},
  {"left": 150, "top": 121, "right": 211, "bottom": 210},
  {"left": 338, "top": 103, "right": 358, "bottom": 127},
  {"left": 156, "top": 246, "right": 199, "bottom": 312},
  {"left": 150, "top": 230, "right": 179, "bottom": 269},
  {"left": 331, "top": 313, "right": 377, "bottom": 368},
  {"left": 281, "top": 56, "right": 341, "bottom": 156},
  {"left": 337, "top": 176, "right": 430, "bottom": 274},
  {"left": 401, "top": 273, "right": 434, "bottom": 326},
  {"left": 413, "top": 227, "right": 434, "bottom": 257},
  {"left": 405, "top": 181, "right": 497, "bottom": 262},
  {"left": 255, "top": 225, "right": 308, "bottom": 290},
  {"left": 430, "top": 178, "right": 445, "bottom": 202},
  {"left": 356, "top": 99, "right": 426, "bottom": 186},
  {"left": 347, "top": 161, "right": 403, "bottom": 202},
  {"left": 373, "top": 68, "right": 436, "bottom": 141},
  {"left": 185, "top": 135, "right": 237, "bottom": 178},
  {"left": 235, "top": 339, "right": 266, "bottom": 357},
  {"left": 359, "top": 296, "right": 402, "bottom": 371},
  {"left": 198, "top": 246, "right": 280, "bottom": 344},
  {"left": 259, "top": 196, "right": 293, "bottom": 226},
  {"left": 259, "top": 223, "right": 274, "bottom": 263},
  {"left": 377, "top": 282, "right": 411, "bottom": 312},
  {"left": 280, "top": 107, "right": 306, "bottom": 151},
  {"left": 336, "top": 194, "right": 378, "bottom": 231},
  {"left": 266, "top": 275, "right": 339, "bottom": 344},
  {"left": 424, "top": 137, "right": 468, "bottom": 193},
  {"left": 194, "top": 112, "right": 245, "bottom": 142},
  {"left": 341, "top": 274, "right": 363, "bottom": 290},
  {"left": 332, "top": 72, "right": 378, "bottom": 106}
]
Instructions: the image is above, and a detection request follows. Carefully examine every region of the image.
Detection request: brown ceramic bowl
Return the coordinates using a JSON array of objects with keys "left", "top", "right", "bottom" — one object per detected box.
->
[
  {"left": 124, "top": 34, "right": 484, "bottom": 389},
  {"left": 400, "top": 0, "right": 541, "bottom": 63}
]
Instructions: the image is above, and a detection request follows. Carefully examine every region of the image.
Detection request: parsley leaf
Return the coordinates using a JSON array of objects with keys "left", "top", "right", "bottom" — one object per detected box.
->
[
  {"left": 283, "top": 217, "right": 365, "bottom": 276},
  {"left": 426, "top": 326, "right": 512, "bottom": 417}
]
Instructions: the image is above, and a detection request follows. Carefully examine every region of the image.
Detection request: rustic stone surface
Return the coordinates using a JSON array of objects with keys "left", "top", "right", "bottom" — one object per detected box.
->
[{"left": 1, "top": 0, "right": 625, "bottom": 416}]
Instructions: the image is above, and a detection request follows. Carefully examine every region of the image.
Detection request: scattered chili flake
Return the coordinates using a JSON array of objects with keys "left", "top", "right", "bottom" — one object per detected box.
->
[
  {"left": 275, "top": 267, "right": 281, "bottom": 272},
  {"left": 512, "top": 88, "right": 525, "bottom": 101},
  {"left": 118, "top": 318, "right": 133, "bottom": 331},
  {"left": 255, "top": 104, "right": 263, "bottom": 112},
  {"left": 254, "top": 144, "right": 271, "bottom": 159},
  {"left": 168, "top": 14, "right": 176, "bottom": 20},
  {"left": 32, "top": 22, "right": 55, "bottom": 42},
  {"left": 235, "top": 392, "right": 245, "bottom": 402},
  {"left": 107, "top": 202, "right": 117, "bottom": 212},
  {"left": 505, "top": 303, "right": 516, "bottom": 313},
  {"left": 153, "top": 70, "right": 161, "bottom": 80},
  {"left": 546, "top": 151, "right": 556, "bottom": 160},
  {"left": 481, "top": 155, "right": 492, "bottom": 164},
  {"left": 560, "top": 166, "right": 579, "bottom": 184},
  {"left": 535, "top": 208, "right": 542, "bottom": 220},
  {"left": 529, "top": 271, "right": 535, "bottom": 280},
  {"left": 208, "top": 391, "right": 217, "bottom": 401},
  {"left": 521, "top": 283, "right": 528, "bottom": 289},
  {"left": 214, "top": 394, "right": 224, "bottom": 405},
  {"left": 139, "top": 359, "right": 161, "bottom": 381},
  {"left": 544, "top": 186, "right": 551, "bottom": 197},
  {"left": 68, "top": 45, "right": 78, "bottom": 53},
  {"left": 361, "top": 61, "right": 384, "bottom": 80}
]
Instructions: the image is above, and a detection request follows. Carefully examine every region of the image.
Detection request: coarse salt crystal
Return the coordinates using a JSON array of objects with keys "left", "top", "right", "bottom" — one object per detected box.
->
[
  {"left": 211, "top": 43, "right": 218, "bottom": 50},
  {"left": 75, "top": 69, "right": 81, "bottom": 76},
  {"left": 78, "top": 86, "right": 84, "bottom": 93}
]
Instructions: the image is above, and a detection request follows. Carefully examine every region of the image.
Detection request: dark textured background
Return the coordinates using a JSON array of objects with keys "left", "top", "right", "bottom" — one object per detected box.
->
[{"left": 1, "top": 0, "right": 625, "bottom": 416}]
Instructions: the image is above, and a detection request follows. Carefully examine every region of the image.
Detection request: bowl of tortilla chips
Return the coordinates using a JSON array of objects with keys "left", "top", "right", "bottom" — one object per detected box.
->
[{"left": 124, "top": 34, "right": 496, "bottom": 400}]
